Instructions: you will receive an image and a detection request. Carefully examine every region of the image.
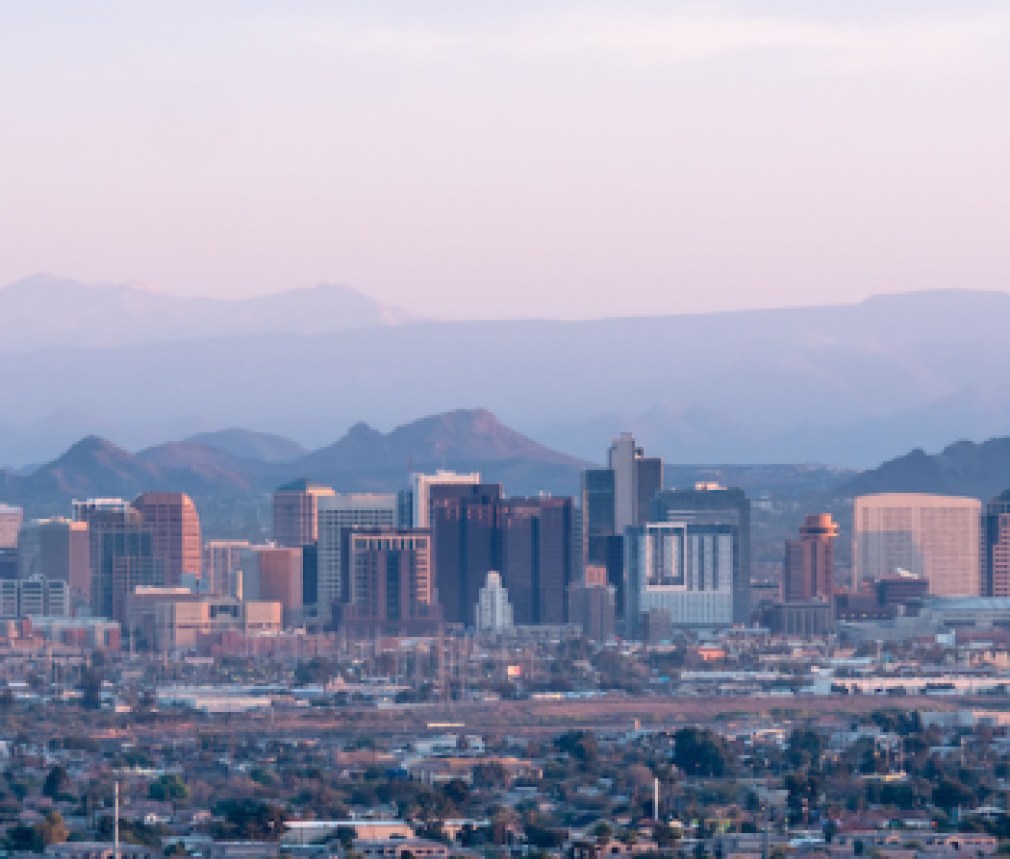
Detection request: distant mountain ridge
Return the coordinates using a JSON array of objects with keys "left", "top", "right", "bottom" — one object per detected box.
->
[
  {"left": 0, "top": 409, "right": 587, "bottom": 519},
  {"left": 0, "top": 274, "right": 422, "bottom": 352},
  {"left": 839, "top": 437, "right": 1010, "bottom": 501},
  {"left": 6, "top": 283, "right": 1010, "bottom": 464}
]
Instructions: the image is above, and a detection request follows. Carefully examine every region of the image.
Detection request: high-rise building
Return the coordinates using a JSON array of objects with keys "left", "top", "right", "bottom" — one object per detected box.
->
[
  {"left": 430, "top": 483, "right": 503, "bottom": 625},
  {"left": 410, "top": 470, "right": 481, "bottom": 528},
  {"left": 853, "top": 493, "right": 981, "bottom": 596},
  {"left": 240, "top": 545, "right": 303, "bottom": 626},
  {"left": 783, "top": 514, "right": 839, "bottom": 602},
  {"left": 133, "top": 492, "right": 202, "bottom": 588},
  {"left": 475, "top": 571, "right": 514, "bottom": 632},
  {"left": 608, "top": 433, "right": 663, "bottom": 534},
  {"left": 983, "top": 492, "right": 1010, "bottom": 597},
  {"left": 74, "top": 499, "right": 159, "bottom": 623},
  {"left": 316, "top": 493, "right": 398, "bottom": 621},
  {"left": 340, "top": 529, "right": 439, "bottom": 635},
  {"left": 272, "top": 480, "right": 335, "bottom": 548},
  {"left": 625, "top": 521, "right": 735, "bottom": 635},
  {"left": 203, "top": 540, "right": 250, "bottom": 597},
  {"left": 498, "top": 496, "right": 573, "bottom": 625},
  {"left": 581, "top": 435, "right": 663, "bottom": 622},
  {"left": 17, "top": 518, "right": 92, "bottom": 608},
  {"left": 651, "top": 484, "right": 751, "bottom": 623},
  {"left": 0, "top": 505, "right": 23, "bottom": 549}
]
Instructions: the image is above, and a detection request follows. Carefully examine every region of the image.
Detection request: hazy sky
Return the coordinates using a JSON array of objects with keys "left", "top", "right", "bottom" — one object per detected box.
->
[{"left": 1, "top": 1, "right": 1008, "bottom": 319}]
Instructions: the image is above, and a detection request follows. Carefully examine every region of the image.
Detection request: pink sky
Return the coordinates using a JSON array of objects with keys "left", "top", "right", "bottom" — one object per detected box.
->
[{"left": 1, "top": 1, "right": 1008, "bottom": 319}]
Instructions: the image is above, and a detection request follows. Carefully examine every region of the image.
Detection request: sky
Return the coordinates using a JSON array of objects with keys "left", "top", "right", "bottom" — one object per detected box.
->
[{"left": 1, "top": 1, "right": 1008, "bottom": 320}]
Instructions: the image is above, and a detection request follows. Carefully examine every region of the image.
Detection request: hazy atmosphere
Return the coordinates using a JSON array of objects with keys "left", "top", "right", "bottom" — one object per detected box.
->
[{"left": 3, "top": 1, "right": 1009, "bottom": 318}]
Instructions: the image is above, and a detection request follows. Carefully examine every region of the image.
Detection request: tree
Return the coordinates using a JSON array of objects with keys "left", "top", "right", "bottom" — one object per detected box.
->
[
  {"left": 673, "top": 727, "right": 732, "bottom": 777},
  {"left": 43, "top": 765, "right": 71, "bottom": 800},
  {"left": 80, "top": 667, "right": 103, "bottom": 710},
  {"left": 149, "top": 774, "right": 188, "bottom": 803},
  {"left": 36, "top": 810, "right": 69, "bottom": 846}
]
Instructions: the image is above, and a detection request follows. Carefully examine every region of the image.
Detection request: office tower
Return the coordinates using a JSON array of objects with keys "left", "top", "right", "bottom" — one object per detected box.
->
[
  {"left": 498, "top": 496, "right": 573, "bottom": 625},
  {"left": 430, "top": 483, "right": 503, "bottom": 625},
  {"left": 853, "top": 493, "right": 981, "bottom": 596},
  {"left": 272, "top": 480, "right": 335, "bottom": 548},
  {"left": 608, "top": 433, "right": 663, "bottom": 534},
  {"left": 133, "top": 492, "right": 202, "bottom": 587},
  {"left": 625, "top": 521, "right": 735, "bottom": 636},
  {"left": 581, "top": 435, "right": 663, "bottom": 620},
  {"left": 316, "top": 493, "right": 398, "bottom": 621},
  {"left": 568, "top": 564, "right": 617, "bottom": 643},
  {"left": 475, "top": 571, "right": 514, "bottom": 632},
  {"left": 203, "top": 540, "right": 250, "bottom": 597},
  {"left": 783, "top": 514, "right": 839, "bottom": 601},
  {"left": 240, "top": 545, "right": 303, "bottom": 626},
  {"left": 74, "top": 499, "right": 158, "bottom": 623},
  {"left": 651, "top": 483, "right": 751, "bottom": 624},
  {"left": 17, "top": 518, "right": 92, "bottom": 608},
  {"left": 983, "top": 492, "right": 1010, "bottom": 596},
  {"left": 340, "top": 529, "right": 439, "bottom": 635},
  {"left": 0, "top": 505, "right": 23, "bottom": 549},
  {"left": 411, "top": 470, "right": 481, "bottom": 527}
]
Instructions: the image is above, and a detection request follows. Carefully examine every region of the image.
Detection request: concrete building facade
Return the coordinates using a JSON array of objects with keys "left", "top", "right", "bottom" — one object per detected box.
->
[{"left": 853, "top": 493, "right": 981, "bottom": 596}]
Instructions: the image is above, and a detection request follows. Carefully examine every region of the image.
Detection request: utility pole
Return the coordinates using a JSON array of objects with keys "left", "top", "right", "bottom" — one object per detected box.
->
[{"left": 114, "top": 781, "right": 120, "bottom": 859}]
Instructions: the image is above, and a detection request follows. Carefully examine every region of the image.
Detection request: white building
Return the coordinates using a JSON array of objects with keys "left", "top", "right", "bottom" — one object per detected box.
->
[
  {"left": 475, "top": 571, "right": 514, "bottom": 632},
  {"left": 625, "top": 521, "right": 734, "bottom": 635},
  {"left": 203, "top": 540, "right": 251, "bottom": 597},
  {"left": 316, "top": 494, "right": 398, "bottom": 620},
  {"left": 411, "top": 470, "right": 481, "bottom": 528},
  {"left": 853, "top": 493, "right": 982, "bottom": 596}
]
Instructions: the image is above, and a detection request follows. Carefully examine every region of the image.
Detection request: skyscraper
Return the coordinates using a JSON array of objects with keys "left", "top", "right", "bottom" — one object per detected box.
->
[
  {"left": 430, "top": 483, "right": 503, "bottom": 625},
  {"left": 983, "top": 492, "right": 1010, "bottom": 597},
  {"left": 17, "top": 517, "right": 92, "bottom": 608},
  {"left": 608, "top": 433, "right": 663, "bottom": 534},
  {"left": 316, "top": 493, "right": 398, "bottom": 621},
  {"left": 340, "top": 529, "right": 439, "bottom": 635},
  {"left": 498, "top": 496, "right": 573, "bottom": 625},
  {"left": 272, "top": 480, "right": 335, "bottom": 548},
  {"left": 853, "top": 493, "right": 981, "bottom": 596},
  {"left": 133, "top": 492, "right": 202, "bottom": 588},
  {"left": 74, "top": 498, "right": 158, "bottom": 623},
  {"left": 410, "top": 470, "right": 481, "bottom": 528},
  {"left": 783, "top": 514, "right": 839, "bottom": 602},
  {"left": 625, "top": 520, "right": 735, "bottom": 636},
  {"left": 651, "top": 484, "right": 751, "bottom": 624},
  {"left": 581, "top": 434, "right": 663, "bottom": 620}
]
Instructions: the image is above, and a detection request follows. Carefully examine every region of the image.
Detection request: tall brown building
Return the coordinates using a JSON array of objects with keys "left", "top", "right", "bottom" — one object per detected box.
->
[
  {"left": 783, "top": 513, "right": 839, "bottom": 601},
  {"left": 240, "top": 545, "right": 303, "bottom": 626},
  {"left": 17, "top": 518, "right": 92, "bottom": 608},
  {"left": 133, "top": 493, "right": 202, "bottom": 587},
  {"left": 272, "top": 480, "right": 335, "bottom": 548},
  {"left": 340, "top": 529, "right": 440, "bottom": 635}
]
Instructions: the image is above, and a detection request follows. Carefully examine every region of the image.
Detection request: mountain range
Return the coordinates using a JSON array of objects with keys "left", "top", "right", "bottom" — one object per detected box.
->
[
  {"left": 0, "top": 409, "right": 588, "bottom": 522},
  {"left": 6, "top": 275, "right": 1010, "bottom": 466}
]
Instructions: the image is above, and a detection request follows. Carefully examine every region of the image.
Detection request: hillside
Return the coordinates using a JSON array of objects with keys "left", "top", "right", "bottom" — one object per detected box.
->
[
  {"left": 839, "top": 437, "right": 1010, "bottom": 501},
  {"left": 0, "top": 409, "right": 587, "bottom": 521}
]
